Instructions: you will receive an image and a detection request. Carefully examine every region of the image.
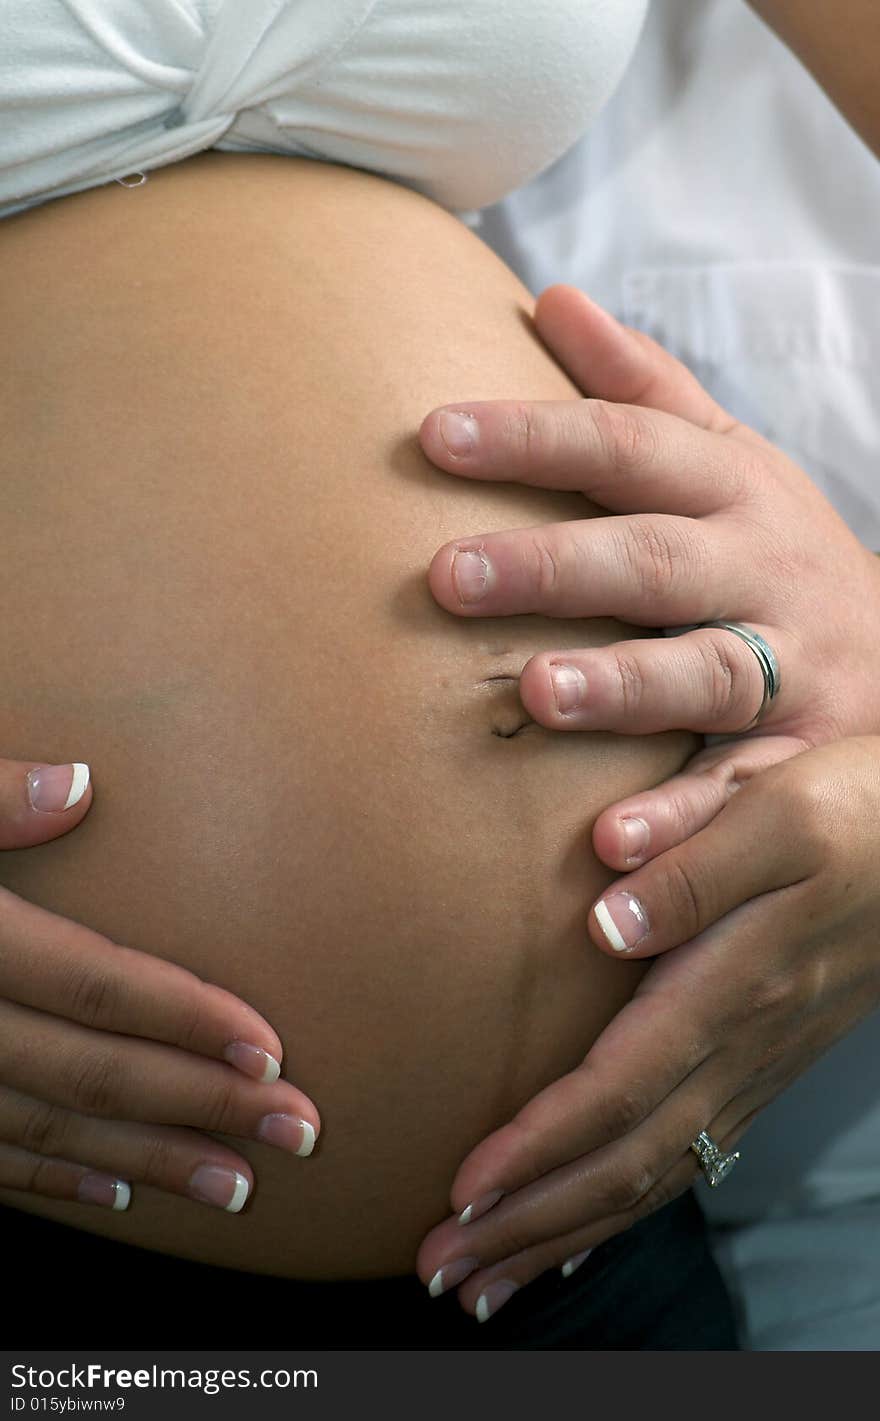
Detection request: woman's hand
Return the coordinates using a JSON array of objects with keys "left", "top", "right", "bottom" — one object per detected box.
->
[
  {"left": 416, "top": 737, "right": 880, "bottom": 1319},
  {"left": 0, "top": 758, "right": 319, "bottom": 1214}
]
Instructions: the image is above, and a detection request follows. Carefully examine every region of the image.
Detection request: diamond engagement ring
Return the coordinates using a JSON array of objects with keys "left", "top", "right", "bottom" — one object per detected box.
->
[{"left": 690, "top": 1130, "right": 741, "bottom": 1188}]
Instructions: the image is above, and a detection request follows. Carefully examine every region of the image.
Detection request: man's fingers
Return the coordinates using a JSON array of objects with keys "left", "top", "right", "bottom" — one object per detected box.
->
[
  {"left": 420, "top": 396, "right": 751, "bottom": 517},
  {"left": 0, "top": 759, "right": 92, "bottom": 850},
  {"left": 592, "top": 735, "right": 809, "bottom": 871},
  {"left": 427, "top": 513, "right": 745, "bottom": 624},
  {"left": 518, "top": 625, "right": 793, "bottom": 736},
  {"left": 533, "top": 285, "right": 738, "bottom": 434},
  {"left": 0, "top": 885, "right": 284, "bottom": 1080}
]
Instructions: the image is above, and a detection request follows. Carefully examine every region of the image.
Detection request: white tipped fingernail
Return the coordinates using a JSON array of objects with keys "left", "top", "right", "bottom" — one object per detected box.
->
[
  {"left": 112, "top": 1180, "right": 132, "bottom": 1212},
  {"left": 593, "top": 893, "right": 649, "bottom": 952},
  {"left": 297, "top": 1120, "right": 316, "bottom": 1158},
  {"left": 458, "top": 1189, "right": 503, "bottom": 1225},
  {"left": 65, "top": 762, "right": 90, "bottom": 808},
  {"left": 475, "top": 1279, "right": 519, "bottom": 1323},
  {"left": 427, "top": 1256, "right": 479, "bottom": 1297},
  {"left": 223, "top": 1041, "right": 282, "bottom": 1083},
  {"left": 27, "top": 762, "right": 91, "bottom": 813},
  {"left": 188, "top": 1164, "right": 251, "bottom": 1212},
  {"left": 561, "top": 1247, "right": 592, "bottom": 1278}
]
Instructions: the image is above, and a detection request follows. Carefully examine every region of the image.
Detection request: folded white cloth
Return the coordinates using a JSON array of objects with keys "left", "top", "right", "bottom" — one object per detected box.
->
[{"left": 0, "top": 0, "right": 648, "bottom": 218}]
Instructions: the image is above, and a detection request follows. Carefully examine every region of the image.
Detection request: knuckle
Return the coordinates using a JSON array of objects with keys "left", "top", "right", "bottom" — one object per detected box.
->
[
  {"left": 135, "top": 1134, "right": 177, "bottom": 1188},
  {"left": 65, "top": 962, "right": 117, "bottom": 1030},
  {"left": 199, "top": 1078, "right": 241, "bottom": 1135},
  {"left": 662, "top": 857, "right": 707, "bottom": 939},
  {"left": 624, "top": 519, "right": 684, "bottom": 603},
  {"left": 529, "top": 534, "right": 561, "bottom": 601},
  {"left": 23, "top": 1153, "right": 66, "bottom": 1197},
  {"left": 589, "top": 400, "right": 659, "bottom": 474},
  {"left": 506, "top": 402, "right": 546, "bottom": 464},
  {"left": 605, "top": 1158, "right": 655, "bottom": 1212},
  {"left": 700, "top": 636, "right": 751, "bottom": 724},
  {"left": 594, "top": 1085, "right": 650, "bottom": 1140},
  {"left": 611, "top": 649, "right": 647, "bottom": 717},
  {"left": 68, "top": 1049, "right": 120, "bottom": 1117},
  {"left": 19, "top": 1101, "right": 66, "bottom": 1159}
]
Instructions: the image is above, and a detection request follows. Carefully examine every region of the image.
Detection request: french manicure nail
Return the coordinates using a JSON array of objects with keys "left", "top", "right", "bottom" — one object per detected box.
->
[
  {"left": 188, "top": 1164, "right": 250, "bottom": 1212},
  {"left": 475, "top": 1279, "right": 519, "bottom": 1323},
  {"left": 223, "top": 1041, "right": 282, "bottom": 1084},
  {"left": 458, "top": 1189, "right": 504, "bottom": 1225},
  {"left": 257, "top": 1113, "right": 316, "bottom": 1157},
  {"left": 452, "top": 549, "right": 493, "bottom": 604},
  {"left": 594, "top": 892, "right": 650, "bottom": 952},
  {"left": 27, "top": 762, "right": 90, "bottom": 813},
  {"left": 620, "top": 816, "right": 650, "bottom": 864},
  {"left": 427, "top": 1256, "right": 480, "bottom": 1297},
  {"left": 438, "top": 411, "right": 478, "bottom": 456},
  {"left": 77, "top": 1174, "right": 131, "bottom": 1211},
  {"left": 561, "top": 1248, "right": 592, "bottom": 1278},
  {"left": 550, "top": 664, "right": 586, "bottom": 714}
]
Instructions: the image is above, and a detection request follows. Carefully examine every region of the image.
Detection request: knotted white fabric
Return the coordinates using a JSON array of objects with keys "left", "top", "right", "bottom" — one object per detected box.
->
[{"left": 0, "top": 0, "right": 648, "bottom": 217}]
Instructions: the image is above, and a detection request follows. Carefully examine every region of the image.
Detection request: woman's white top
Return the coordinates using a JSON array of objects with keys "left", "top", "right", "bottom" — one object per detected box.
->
[
  {"left": 0, "top": 0, "right": 648, "bottom": 218},
  {"left": 478, "top": 0, "right": 880, "bottom": 1351}
]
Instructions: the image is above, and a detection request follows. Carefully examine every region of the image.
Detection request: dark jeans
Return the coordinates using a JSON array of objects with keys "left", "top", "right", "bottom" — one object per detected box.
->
[{"left": 6, "top": 1190, "right": 737, "bottom": 1350}]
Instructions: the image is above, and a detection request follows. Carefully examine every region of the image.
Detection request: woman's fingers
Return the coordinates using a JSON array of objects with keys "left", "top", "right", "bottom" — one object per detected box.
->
[
  {"left": 0, "top": 1141, "right": 131, "bottom": 1211},
  {"left": 0, "top": 1085, "right": 276, "bottom": 1212},
  {"left": 418, "top": 1064, "right": 754, "bottom": 1315},
  {"left": 518, "top": 626, "right": 793, "bottom": 736},
  {"left": 587, "top": 756, "right": 815, "bottom": 960},
  {"left": 0, "top": 885, "right": 284, "bottom": 1082},
  {"left": 452, "top": 1116, "right": 755, "bottom": 1322},
  {"left": 0, "top": 997, "right": 319, "bottom": 1154},
  {"left": 591, "top": 734, "right": 808, "bottom": 871},
  {"left": 0, "top": 759, "right": 92, "bottom": 850}
]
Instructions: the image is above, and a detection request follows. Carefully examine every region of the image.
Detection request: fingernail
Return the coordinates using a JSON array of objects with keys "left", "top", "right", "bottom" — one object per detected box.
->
[
  {"left": 458, "top": 1189, "right": 504, "bottom": 1225},
  {"left": 438, "top": 411, "right": 478, "bottom": 456},
  {"left": 475, "top": 1279, "right": 519, "bottom": 1323},
  {"left": 452, "top": 549, "right": 492, "bottom": 604},
  {"left": 593, "top": 892, "right": 650, "bottom": 952},
  {"left": 427, "top": 1256, "right": 479, "bottom": 1297},
  {"left": 620, "top": 816, "right": 650, "bottom": 865},
  {"left": 223, "top": 1041, "right": 281, "bottom": 1084},
  {"left": 77, "top": 1174, "right": 131, "bottom": 1211},
  {"left": 188, "top": 1165, "right": 250, "bottom": 1212},
  {"left": 27, "top": 762, "right": 90, "bottom": 813},
  {"left": 550, "top": 664, "right": 586, "bottom": 714},
  {"left": 257, "top": 1113, "right": 316, "bottom": 1158},
  {"left": 561, "top": 1248, "right": 592, "bottom": 1278}
]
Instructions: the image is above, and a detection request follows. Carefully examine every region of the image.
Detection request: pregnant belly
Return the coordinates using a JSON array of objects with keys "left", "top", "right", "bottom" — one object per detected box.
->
[{"left": 0, "top": 153, "right": 693, "bottom": 1276}]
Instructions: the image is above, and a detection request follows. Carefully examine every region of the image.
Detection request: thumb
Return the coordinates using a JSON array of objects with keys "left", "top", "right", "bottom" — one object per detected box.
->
[
  {"left": 534, "top": 284, "right": 735, "bottom": 434},
  {"left": 0, "top": 760, "right": 92, "bottom": 850}
]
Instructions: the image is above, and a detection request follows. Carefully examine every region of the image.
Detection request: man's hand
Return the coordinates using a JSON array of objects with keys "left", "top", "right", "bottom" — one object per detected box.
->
[{"left": 420, "top": 283, "right": 880, "bottom": 859}]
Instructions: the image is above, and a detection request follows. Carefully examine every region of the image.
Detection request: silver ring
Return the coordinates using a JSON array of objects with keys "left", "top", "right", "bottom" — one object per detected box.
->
[
  {"left": 668, "top": 620, "right": 781, "bottom": 731},
  {"left": 690, "top": 1130, "right": 741, "bottom": 1188}
]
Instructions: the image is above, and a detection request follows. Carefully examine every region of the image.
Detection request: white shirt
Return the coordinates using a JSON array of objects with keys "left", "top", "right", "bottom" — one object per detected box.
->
[{"left": 478, "top": 0, "right": 880, "bottom": 1351}]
